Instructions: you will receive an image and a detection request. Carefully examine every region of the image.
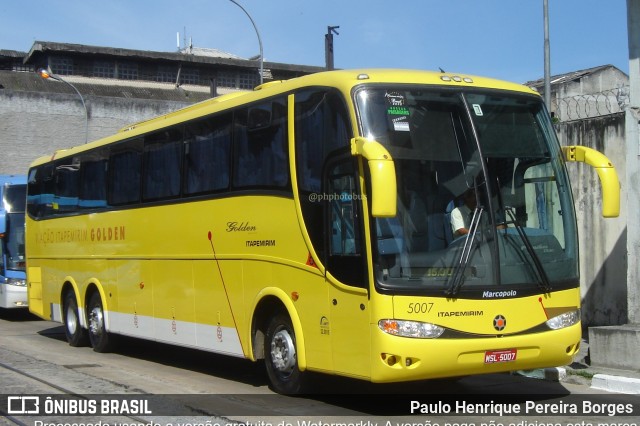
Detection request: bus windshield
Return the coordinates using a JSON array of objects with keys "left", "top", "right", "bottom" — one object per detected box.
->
[
  {"left": 356, "top": 87, "right": 578, "bottom": 297},
  {"left": 1, "top": 184, "right": 27, "bottom": 273}
]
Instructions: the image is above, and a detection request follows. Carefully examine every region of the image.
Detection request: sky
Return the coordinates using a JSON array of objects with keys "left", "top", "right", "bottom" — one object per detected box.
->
[{"left": 0, "top": 0, "right": 631, "bottom": 84}]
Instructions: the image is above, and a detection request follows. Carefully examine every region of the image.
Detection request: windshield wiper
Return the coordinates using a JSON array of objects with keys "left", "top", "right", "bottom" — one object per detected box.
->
[
  {"left": 504, "top": 208, "right": 552, "bottom": 293},
  {"left": 446, "top": 206, "right": 483, "bottom": 297}
]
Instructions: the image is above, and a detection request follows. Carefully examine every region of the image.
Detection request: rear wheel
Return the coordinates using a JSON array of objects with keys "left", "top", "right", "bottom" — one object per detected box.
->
[
  {"left": 87, "top": 292, "right": 114, "bottom": 352},
  {"left": 264, "top": 314, "right": 306, "bottom": 394},
  {"left": 62, "top": 291, "right": 88, "bottom": 347}
]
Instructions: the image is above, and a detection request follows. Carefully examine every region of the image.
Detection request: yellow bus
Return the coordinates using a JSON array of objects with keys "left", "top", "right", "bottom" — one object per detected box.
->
[{"left": 26, "top": 69, "right": 619, "bottom": 394}]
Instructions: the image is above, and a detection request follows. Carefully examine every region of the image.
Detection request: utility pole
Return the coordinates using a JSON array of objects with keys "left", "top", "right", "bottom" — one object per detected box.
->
[
  {"left": 228, "top": 0, "right": 264, "bottom": 84},
  {"left": 325, "top": 26, "right": 339, "bottom": 70},
  {"left": 543, "top": 0, "right": 551, "bottom": 110},
  {"left": 37, "top": 68, "right": 89, "bottom": 144}
]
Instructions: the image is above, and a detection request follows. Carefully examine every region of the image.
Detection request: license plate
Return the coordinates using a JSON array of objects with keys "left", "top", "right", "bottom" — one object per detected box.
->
[{"left": 484, "top": 349, "right": 517, "bottom": 364}]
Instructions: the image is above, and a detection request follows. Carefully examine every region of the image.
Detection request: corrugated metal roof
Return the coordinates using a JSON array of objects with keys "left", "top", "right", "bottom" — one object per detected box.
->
[
  {"left": 524, "top": 65, "right": 622, "bottom": 88},
  {"left": 25, "top": 41, "right": 325, "bottom": 74},
  {"left": 0, "top": 50, "right": 26, "bottom": 58},
  {"left": 179, "top": 46, "right": 244, "bottom": 60}
]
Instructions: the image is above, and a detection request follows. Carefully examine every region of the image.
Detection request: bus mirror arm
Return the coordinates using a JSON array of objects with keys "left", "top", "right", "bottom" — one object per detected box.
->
[
  {"left": 562, "top": 145, "right": 620, "bottom": 218},
  {"left": 350, "top": 137, "right": 397, "bottom": 217}
]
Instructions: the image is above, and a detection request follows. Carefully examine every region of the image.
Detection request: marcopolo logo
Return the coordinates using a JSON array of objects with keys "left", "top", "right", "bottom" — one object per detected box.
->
[
  {"left": 482, "top": 290, "right": 517, "bottom": 298},
  {"left": 493, "top": 315, "right": 507, "bottom": 332}
]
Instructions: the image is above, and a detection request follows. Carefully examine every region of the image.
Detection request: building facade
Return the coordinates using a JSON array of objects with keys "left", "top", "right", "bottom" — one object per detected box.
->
[
  {"left": 0, "top": 41, "right": 324, "bottom": 175},
  {"left": 528, "top": 65, "right": 630, "bottom": 329},
  {"left": 526, "top": 64, "right": 629, "bottom": 122}
]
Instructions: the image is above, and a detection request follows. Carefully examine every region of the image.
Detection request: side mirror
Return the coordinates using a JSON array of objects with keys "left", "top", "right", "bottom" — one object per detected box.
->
[
  {"left": 350, "top": 137, "right": 397, "bottom": 217},
  {"left": 562, "top": 145, "right": 620, "bottom": 218}
]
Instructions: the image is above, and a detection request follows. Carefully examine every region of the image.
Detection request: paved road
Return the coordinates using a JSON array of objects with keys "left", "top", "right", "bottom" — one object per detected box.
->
[{"left": 0, "top": 309, "right": 637, "bottom": 426}]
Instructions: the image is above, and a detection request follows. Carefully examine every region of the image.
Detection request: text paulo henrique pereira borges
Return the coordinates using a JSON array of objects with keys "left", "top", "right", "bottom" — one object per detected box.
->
[{"left": 410, "top": 400, "right": 635, "bottom": 417}]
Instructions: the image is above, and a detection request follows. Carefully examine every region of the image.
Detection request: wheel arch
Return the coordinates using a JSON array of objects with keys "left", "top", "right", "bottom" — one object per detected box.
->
[
  {"left": 250, "top": 288, "right": 306, "bottom": 371},
  {"left": 60, "top": 278, "right": 109, "bottom": 329}
]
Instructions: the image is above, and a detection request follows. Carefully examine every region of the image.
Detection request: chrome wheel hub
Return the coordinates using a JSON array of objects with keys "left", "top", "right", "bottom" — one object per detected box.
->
[
  {"left": 270, "top": 329, "right": 296, "bottom": 374},
  {"left": 66, "top": 305, "right": 78, "bottom": 334},
  {"left": 88, "top": 306, "right": 103, "bottom": 336}
]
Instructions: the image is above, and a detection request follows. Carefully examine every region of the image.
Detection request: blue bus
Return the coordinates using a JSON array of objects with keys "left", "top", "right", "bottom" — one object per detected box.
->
[{"left": 0, "top": 175, "right": 27, "bottom": 308}]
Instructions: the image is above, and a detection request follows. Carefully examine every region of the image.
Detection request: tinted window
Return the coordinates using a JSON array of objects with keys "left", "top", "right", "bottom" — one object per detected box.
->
[
  {"left": 54, "top": 158, "right": 80, "bottom": 212},
  {"left": 294, "top": 89, "right": 352, "bottom": 260},
  {"left": 233, "top": 98, "right": 288, "bottom": 188},
  {"left": 184, "top": 114, "right": 231, "bottom": 195},
  {"left": 27, "top": 164, "right": 54, "bottom": 218},
  {"left": 79, "top": 150, "right": 108, "bottom": 209},
  {"left": 295, "top": 90, "right": 351, "bottom": 192},
  {"left": 3, "top": 185, "right": 26, "bottom": 213},
  {"left": 143, "top": 128, "right": 183, "bottom": 201},
  {"left": 109, "top": 140, "right": 142, "bottom": 205}
]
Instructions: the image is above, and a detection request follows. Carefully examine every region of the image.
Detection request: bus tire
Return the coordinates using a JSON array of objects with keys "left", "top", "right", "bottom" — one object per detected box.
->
[
  {"left": 62, "top": 291, "right": 88, "bottom": 347},
  {"left": 264, "top": 313, "right": 306, "bottom": 395},
  {"left": 87, "top": 292, "right": 114, "bottom": 353}
]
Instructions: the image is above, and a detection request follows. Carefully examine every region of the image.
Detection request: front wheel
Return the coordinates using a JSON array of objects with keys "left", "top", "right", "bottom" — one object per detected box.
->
[
  {"left": 264, "top": 314, "right": 307, "bottom": 394},
  {"left": 87, "top": 292, "right": 114, "bottom": 353}
]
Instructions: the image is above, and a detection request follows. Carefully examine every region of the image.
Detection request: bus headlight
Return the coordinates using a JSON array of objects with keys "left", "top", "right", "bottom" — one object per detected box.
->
[
  {"left": 378, "top": 319, "right": 445, "bottom": 338},
  {"left": 3, "top": 278, "right": 27, "bottom": 287},
  {"left": 546, "top": 309, "right": 580, "bottom": 330}
]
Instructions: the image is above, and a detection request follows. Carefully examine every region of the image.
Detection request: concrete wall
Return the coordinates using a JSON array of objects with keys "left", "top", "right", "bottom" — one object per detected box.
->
[
  {"left": 554, "top": 67, "right": 628, "bottom": 98},
  {"left": 545, "top": 67, "right": 629, "bottom": 122},
  {"left": 0, "top": 91, "right": 191, "bottom": 175},
  {"left": 555, "top": 113, "right": 628, "bottom": 326},
  {"left": 587, "top": 0, "right": 640, "bottom": 372},
  {"left": 625, "top": 0, "right": 640, "bottom": 326}
]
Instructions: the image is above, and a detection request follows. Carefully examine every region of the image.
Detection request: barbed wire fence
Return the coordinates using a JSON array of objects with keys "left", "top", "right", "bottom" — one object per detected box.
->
[{"left": 551, "top": 86, "right": 629, "bottom": 121}]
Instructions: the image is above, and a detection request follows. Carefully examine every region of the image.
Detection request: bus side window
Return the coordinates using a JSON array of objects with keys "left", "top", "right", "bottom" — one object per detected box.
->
[
  {"left": 27, "top": 164, "right": 55, "bottom": 218},
  {"left": 294, "top": 89, "right": 353, "bottom": 262},
  {"left": 329, "top": 174, "right": 359, "bottom": 256},
  {"left": 325, "top": 158, "right": 366, "bottom": 287},
  {"left": 109, "top": 139, "right": 142, "bottom": 205},
  {"left": 54, "top": 159, "right": 80, "bottom": 213},
  {"left": 79, "top": 151, "right": 108, "bottom": 209},
  {"left": 233, "top": 98, "right": 288, "bottom": 189},
  {"left": 184, "top": 114, "right": 231, "bottom": 195},
  {"left": 143, "top": 128, "right": 183, "bottom": 201}
]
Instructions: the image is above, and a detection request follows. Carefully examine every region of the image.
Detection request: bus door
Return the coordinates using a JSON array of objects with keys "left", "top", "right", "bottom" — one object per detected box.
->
[{"left": 325, "top": 157, "right": 371, "bottom": 379}]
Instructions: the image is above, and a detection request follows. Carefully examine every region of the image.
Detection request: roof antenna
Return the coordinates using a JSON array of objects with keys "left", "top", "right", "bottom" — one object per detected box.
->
[{"left": 439, "top": 67, "right": 446, "bottom": 73}]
